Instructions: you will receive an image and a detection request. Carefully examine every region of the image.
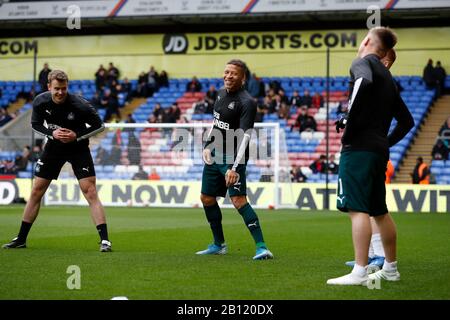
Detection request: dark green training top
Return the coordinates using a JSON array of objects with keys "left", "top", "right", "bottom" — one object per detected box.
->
[{"left": 343, "top": 54, "right": 414, "bottom": 160}]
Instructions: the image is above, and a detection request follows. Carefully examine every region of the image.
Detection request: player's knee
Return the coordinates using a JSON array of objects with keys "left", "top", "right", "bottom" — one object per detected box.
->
[
  {"left": 82, "top": 185, "right": 98, "bottom": 202},
  {"left": 200, "top": 194, "right": 216, "bottom": 206},
  {"left": 30, "top": 187, "right": 46, "bottom": 201},
  {"left": 231, "top": 196, "right": 247, "bottom": 210}
]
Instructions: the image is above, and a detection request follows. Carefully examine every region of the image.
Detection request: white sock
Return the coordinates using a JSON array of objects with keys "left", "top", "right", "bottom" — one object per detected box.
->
[
  {"left": 371, "top": 233, "right": 385, "bottom": 257},
  {"left": 368, "top": 242, "right": 375, "bottom": 258},
  {"left": 383, "top": 260, "right": 398, "bottom": 272},
  {"left": 351, "top": 264, "right": 367, "bottom": 277}
]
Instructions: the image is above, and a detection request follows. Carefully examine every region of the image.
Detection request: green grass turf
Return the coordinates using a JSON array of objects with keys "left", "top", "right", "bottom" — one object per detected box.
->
[{"left": 0, "top": 206, "right": 449, "bottom": 300}]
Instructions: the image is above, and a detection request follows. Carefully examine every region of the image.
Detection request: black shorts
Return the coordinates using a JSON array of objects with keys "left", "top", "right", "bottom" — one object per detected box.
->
[{"left": 34, "top": 148, "right": 96, "bottom": 180}]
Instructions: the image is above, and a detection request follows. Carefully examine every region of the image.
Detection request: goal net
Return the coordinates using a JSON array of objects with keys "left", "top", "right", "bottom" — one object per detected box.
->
[{"left": 43, "top": 122, "right": 296, "bottom": 209}]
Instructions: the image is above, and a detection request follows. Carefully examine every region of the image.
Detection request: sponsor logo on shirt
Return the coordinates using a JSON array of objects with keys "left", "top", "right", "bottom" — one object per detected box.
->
[{"left": 213, "top": 111, "right": 229, "bottom": 130}]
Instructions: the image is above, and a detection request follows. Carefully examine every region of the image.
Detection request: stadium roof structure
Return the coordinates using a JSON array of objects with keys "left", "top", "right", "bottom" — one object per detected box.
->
[{"left": 0, "top": 0, "right": 450, "bottom": 37}]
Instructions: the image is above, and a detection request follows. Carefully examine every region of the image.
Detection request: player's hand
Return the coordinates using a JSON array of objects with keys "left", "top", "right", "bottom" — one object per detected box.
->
[
  {"left": 225, "top": 169, "right": 239, "bottom": 187},
  {"left": 52, "top": 128, "right": 67, "bottom": 141},
  {"left": 335, "top": 115, "right": 347, "bottom": 133},
  {"left": 203, "top": 149, "right": 213, "bottom": 165},
  {"left": 58, "top": 128, "right": 77, "bottom": 143}
]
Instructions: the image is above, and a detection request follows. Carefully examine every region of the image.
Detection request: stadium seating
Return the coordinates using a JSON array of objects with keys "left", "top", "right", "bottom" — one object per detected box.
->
[{"left": 0, "top": 74, "right": 443, "bottom": 183}]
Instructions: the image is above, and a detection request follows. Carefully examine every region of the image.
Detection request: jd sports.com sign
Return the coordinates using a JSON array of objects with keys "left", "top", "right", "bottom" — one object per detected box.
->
[{"left": 162, "top": 31, "right": 357, "bottom": 54}]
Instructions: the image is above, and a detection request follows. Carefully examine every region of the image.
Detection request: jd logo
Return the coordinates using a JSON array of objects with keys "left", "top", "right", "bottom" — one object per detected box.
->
[
  {"left": 0, "top": 181, "right": 19, "bottom": 205},
  {"left": 163, "top": 34, "right": 188, "bottom": 54}
]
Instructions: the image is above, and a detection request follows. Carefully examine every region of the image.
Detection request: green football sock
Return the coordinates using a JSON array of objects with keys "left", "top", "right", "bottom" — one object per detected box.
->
[
  {"left": 203, "top": 203, "right": 225, "bottom": 246},
  {"left": 238, "top": 203, "right": 266, "bottom": 247}
]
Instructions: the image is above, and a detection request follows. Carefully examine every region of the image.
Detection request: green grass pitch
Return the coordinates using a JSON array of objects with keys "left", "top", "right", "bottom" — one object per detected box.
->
[{"left": 0, "top": 206, "right": 449, "bottom": 300}]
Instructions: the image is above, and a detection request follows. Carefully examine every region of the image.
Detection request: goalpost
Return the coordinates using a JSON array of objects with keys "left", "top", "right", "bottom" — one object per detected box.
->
[{"left": 43, "top": 122, "right": 296, "bottom": 209}]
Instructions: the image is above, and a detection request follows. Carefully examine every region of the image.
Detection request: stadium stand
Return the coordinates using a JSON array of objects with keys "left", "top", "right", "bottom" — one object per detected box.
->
[{"left": 1, "top": 74, "right": 447, "bottom": 183}]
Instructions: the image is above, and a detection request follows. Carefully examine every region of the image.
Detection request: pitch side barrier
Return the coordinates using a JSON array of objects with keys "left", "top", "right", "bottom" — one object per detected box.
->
[{"left": 2, "top": 179, "right": 449, "bottom": 213}]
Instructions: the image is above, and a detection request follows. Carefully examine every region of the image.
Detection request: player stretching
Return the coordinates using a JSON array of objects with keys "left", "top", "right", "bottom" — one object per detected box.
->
[
  {"left": 327, "top": 27, "right": 413, "bottom": 285},
  {"left": 196, "top": 59, "right": 273, "bottom": 260},
  {"left": 2, "top": 70, "right": 112, "bottom": 252}
]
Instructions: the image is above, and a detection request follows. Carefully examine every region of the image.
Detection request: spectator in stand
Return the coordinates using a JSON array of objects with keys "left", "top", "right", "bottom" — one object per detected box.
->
[
  {"left": 432, "top": 139, "right": 449, "bottom": 160},
  {"left": 186, "top": 76, "right": 202, "bottom": 92},
  {"left": 247, "top": 73, "right": 264, "bottom": 99},
  {"left": 121, "top": 77, "right": 133, "bottom": 103},
  {"left": 145, "top": 115, "right": 159, "bottom": 132},
  {"left": 161, "top": 108, "right": 176, "bottom": 139},
  {"left": 312, "top": 92, "right": 324, "bottom": 108},
  {"left": 101, "top": 89, "right": 120, "bottom": 122},
  {"left": 261, "top": 95, "right": 272, "bottom": 112},
  {"left": 290, "top": 166, "right": 307, "bottom": 182},
  {"left": 411, "top": 157, "right": 430, "bottom": 184},
  {"left": 107, "top": 144, "right": 122, "bottom": 166},
  {"left": 153, "top": 103, "right": 164, "bottom": 119},
  {"left": 277, "top": 102, "right": 290, "bottom": 120},
  {"left": 30, "top": 144, "right": 42, "bottom": 163},
  {"left": 132, "top": 166, "right": 149, "bottom": 180},
  {"left": 90, "top": 91, "right": 102, "bottom": 110},
  {"left": 269, "top": 94, "right": 282, "bottom": 114},
  {"left": 146, "top": 66, "right": 159, "bottom": 97},
  {"left": 268, "top": 79, "right": 282, "bottom": 93},
  {"left": 0, "top": 108, "right": 12, "bottom": 127},
  {"left": 95, "top": 146, "right": 109, "bottom": 165},
  {"left": 15, "top": 146, "right": 31, "bottom": 171},
  {"left": 290, "top": 90, "right": 302, "bottom": 108},
  {"left": 385, "top": 159, "right": 395, "bottom": 184},
  {"left": 254, "top": 104, "right": 266, "bottom": 123},
  {"left": 194, "top": 98, "right": 209, "bottom": 114},
  {"left": 170, "top": 103, "right": 181, "bottom": 121},
  {"left": 326, "top": 154, "right": 339, "bottom": 174},
  {"left": 148, "top": 168, "right": 161, "bottom": 180},
  {"left": 137, "top": 71, "right": 147, "bottom": 97},
  {"left": 38, "top": 63, "right": 51, "bottom": 93},
  {"left": 423, "top": 59, "right": 437, "bottom": 91},
  {"left": 260, "top": 164, "right": 273, "bottom": 182},
  {"left": 158, "top": 70, "right": 169, "bottom": 88},
  {"left": 95, "top": 65, "right": 107, "bottom": 93},
  {"left": 435, "top": 61, "right": 447, "bottom": 97},
  {"left": 127, "top": 133, "right": 141, "bottom": 166},
  {"left": 0, "top": 159, "right": 16, "bottom": 174},
  {"left": 107, "top": 62, "right": 120, "bottom": 86},
  {"left": 205, "top": 85, "right": 218, "bottom": 109},
  {"left": 309, "top": 155, "right": 327, "bottom": 174},
  {"left": 300, "top": 90, "right": 312, "bottom": 108},
  {"left": 278, "top": 89, "right": 289, "bottom": 105},
  {"left": 292, "top": 106, "right": 317, "bottom": 132},
  {"left": 439, "top": 116, "right": 450, "bottom": 147},
  {"left": 336, "top": 97, "right": 349, "bottom": 116}
]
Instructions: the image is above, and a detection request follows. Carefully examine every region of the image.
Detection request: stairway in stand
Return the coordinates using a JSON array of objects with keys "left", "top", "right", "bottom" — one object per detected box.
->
[{"left": 394, "top": 95, "right": 450, "bottom": 183}]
